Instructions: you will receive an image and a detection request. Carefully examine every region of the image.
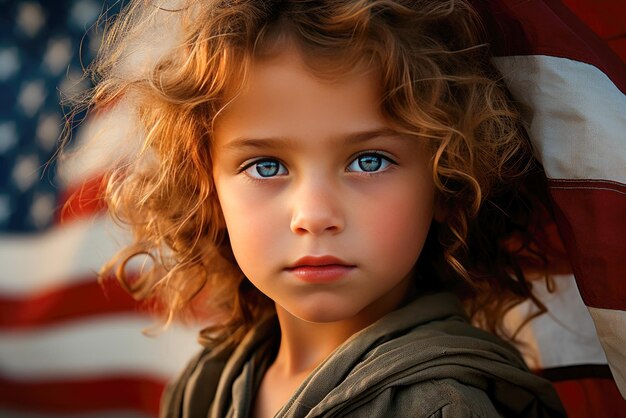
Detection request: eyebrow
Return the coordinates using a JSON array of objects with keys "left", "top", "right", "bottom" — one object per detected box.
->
[{"left": 222, "top": 128, "right": 405, "bottom": 151}]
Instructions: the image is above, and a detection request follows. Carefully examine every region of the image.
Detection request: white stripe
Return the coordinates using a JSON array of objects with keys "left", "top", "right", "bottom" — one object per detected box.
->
[
  {"left": 493, "top": 55, "right": 626, "bottom": 183},
  {"left": 57, "top": 103, "right": 142, "bottom": 188},
  {"left": 0, "top": 217, "right": 131, "bottom": 296},
  {"left": 508, "top": 274, "right": 607, "bottom": 369},
  {"left": 57, "top": 1, "right": 185, "bottom": 189},
  {"left": 588, "top": 306, "right": 626, "bottom": 399},
  {"left": 0, "top": 314, "right": 201, "bottom": 380}
]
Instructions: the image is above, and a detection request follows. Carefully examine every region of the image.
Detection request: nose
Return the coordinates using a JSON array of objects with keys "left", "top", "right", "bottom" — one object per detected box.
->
[{"left": 289, "top": 177, "right": 345, "bottom": 236}]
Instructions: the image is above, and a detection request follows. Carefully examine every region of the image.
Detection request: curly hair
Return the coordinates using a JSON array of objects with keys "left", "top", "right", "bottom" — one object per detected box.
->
[{"left": 82, "top": 0, "right": 564, "bottom": 348}]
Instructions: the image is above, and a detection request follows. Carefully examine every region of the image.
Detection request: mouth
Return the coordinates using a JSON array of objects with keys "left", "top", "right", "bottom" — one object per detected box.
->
[
  {"left": 285, "top": 256, "right": 355, "bottom": 283},
  {"left": 287, "top": 255, "right": 353, "bottom": 268}
]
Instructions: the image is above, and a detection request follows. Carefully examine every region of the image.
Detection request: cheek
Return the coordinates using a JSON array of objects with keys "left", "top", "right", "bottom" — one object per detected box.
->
[
  {"left": 362, "top": 182, "right": 434, "bottom": 266},
  {"left": 216, "top": 183, "right": 285, "bottom": 274}
]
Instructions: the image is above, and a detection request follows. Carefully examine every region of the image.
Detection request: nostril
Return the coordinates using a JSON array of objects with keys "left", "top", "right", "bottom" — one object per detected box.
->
[
  {"left": 289, "top": 212, "right": 344, "bottom": 235},
  {"left": 289, "top": 188, "right": 344, "bottom": 235}
]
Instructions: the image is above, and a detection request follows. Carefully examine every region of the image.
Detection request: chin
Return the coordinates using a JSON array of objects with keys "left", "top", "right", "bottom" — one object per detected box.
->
[
  {"left": 297, "top": 311, "right": 353, "bottom": 324},
  {"left": 287, "top": 299, "right": 363, "bottom": 324}
]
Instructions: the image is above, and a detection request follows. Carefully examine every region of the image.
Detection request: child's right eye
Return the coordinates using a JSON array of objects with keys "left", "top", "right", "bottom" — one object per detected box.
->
[{"left": 241, "top": 158, "right": 288, "bottom": 179}]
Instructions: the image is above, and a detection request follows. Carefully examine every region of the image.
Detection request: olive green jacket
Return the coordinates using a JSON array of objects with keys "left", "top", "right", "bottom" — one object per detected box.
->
[{"left": 160, "top": 292, "right": 566, "bottom": 417}]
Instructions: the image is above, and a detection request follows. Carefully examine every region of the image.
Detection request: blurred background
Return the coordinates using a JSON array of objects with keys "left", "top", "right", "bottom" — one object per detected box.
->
[
  {"left": 0, "top": 1, "right": 199, "bottom": 417},
  {"left": 0, "top": 0, "right": 624, "bottom": 417}
]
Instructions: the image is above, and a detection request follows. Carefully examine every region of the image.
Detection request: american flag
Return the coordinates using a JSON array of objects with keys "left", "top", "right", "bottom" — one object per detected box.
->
[
  {"left": 477, "top": 1, "right": 626, "bottom": 415},
  {"left": 0, "top": 1, "right": 199, "bottom": 417},
  {"left": 0, "top": 0, "right": 624, "bottom": 417}
]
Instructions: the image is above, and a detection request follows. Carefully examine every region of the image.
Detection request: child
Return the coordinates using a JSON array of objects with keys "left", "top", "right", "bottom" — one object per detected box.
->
[{"left": 86, "top": 0, "right": 567, "bottom": 416}]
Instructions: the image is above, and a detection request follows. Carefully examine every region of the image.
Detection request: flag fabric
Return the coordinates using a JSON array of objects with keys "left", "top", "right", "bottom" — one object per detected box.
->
[
  {"left": 475, "top": 0, "right": 626, "bottom": 415},
  {"left": 0, "top": 1, "right": 199, "bottom": 417},
  {"left": 0, "top": 0, "right": 624, "bottom": 417}
]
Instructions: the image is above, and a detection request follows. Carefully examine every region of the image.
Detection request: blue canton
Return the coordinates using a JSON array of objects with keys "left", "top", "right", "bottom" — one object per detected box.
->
[{"left": 0, "top": 0, "right": 119, "bottom": 232}]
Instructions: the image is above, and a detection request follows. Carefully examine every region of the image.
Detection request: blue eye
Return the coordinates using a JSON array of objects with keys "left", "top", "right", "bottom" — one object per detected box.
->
[
  {"left": 347, "top": 153, "right": 394, "bottom": 173},
  {"left": 243, "top": 159, "right": 288, "bottom": 178}
]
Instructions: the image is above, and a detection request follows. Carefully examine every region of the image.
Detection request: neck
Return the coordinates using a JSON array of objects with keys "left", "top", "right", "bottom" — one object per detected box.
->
[
  {"left": 270, "top": 308, "right": 362, "bottom": 376},
  {"left": 271, "top": 279, "right": 416, "bottom": 377}
]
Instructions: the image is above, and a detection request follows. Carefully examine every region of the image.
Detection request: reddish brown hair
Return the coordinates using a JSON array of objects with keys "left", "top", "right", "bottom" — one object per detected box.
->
[{"left": 82, "top": 0, "right": 562, "bottom": 348}]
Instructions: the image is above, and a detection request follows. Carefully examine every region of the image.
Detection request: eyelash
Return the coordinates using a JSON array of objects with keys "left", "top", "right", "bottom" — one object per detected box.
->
[
  {"left": 348, "top": 151, "right": 397, "bottom": 174},
  {"left": 237, "top": 151, "right": 398, "bottom": 181}
]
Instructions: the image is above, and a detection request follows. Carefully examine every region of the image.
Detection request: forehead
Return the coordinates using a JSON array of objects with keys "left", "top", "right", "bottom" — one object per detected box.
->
[{"left": 213, "top": 46, "right": 387, "bottom": 144}]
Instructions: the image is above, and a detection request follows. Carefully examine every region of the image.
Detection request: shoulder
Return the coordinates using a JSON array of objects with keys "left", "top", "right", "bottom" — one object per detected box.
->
[
  {"left": 159, "top": 346, "right": 231, "bottom": 418},
  {"left": 421, "top": 378, "right": 502, "bottom": 418},
  {"left": 333, "top": 378, "right": 501, "bottom": 418},
  {"left": 160, "top": 317, "right": 279, "bottom": 418}
]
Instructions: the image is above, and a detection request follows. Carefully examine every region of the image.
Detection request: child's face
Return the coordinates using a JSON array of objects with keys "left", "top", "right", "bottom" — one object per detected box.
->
[{"left": 212, "top": 48, "right": 436, "bottom": 325}]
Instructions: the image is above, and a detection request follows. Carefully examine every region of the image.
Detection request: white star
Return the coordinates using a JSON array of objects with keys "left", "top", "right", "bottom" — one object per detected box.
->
[
  {"left": 37, "top": 113, "right": 63, "bottom": 151},
  {"left": 16, "top": 2, "right": 46, "bottom": 38},
  {"left": 29, "top": 192, "right": 56, "bottom": 228},
  {"left": 0, "top": 122, "right": 18, "bottom": 154},
  {"left": 58, "top": 69, "right": 89, "bottom": 101},
  {"left": 0, "top": 48, "right": 21, "bottom": 81},
  {"left": 70, "top": 0, "right": 101, "bottom": 29},
  {"left": 18, "top": 79, "right": 47, "bottom": 117},
  {"left": 12, "top": 154, "right": 41, "bottom": 192},
  {"left": 43, "top": 37, "right": 73, "bottom": 75},
  {"left": 89, "top": 31, "right": 103, "bottom": 55}
]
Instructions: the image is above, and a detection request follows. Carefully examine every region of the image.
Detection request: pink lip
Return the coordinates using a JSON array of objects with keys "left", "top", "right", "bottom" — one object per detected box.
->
[
  {"left": 288, "top": 255, "right": 352, "bottom": 268},
  {"left": 286, "top": 256, "right": 355, "bottom": 283}
]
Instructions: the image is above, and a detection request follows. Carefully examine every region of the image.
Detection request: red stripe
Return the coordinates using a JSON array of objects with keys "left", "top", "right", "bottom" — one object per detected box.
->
[
  {"left": 56, "top": 175, "right": 107, "bottom": 224},
  {"left": 561, "top": 0, "right": 626, "bottom": 62},
  {"left": 548, "top": 179, "right": 626, "bottom": 311},
  {"left": 610, "top": 37, "right": 626, "bottom": 65},
  {"left": 552, "top": 378, "right": 626, "bottom": 418},
  {"left": 0, "top": 278, "right": 147, "bottom": 329},
  {"left": 473, "top": 0, "right": 626, "bottom": 93},
  {"left": 0, "top": 375, "right": 164, "bottom": 416}
]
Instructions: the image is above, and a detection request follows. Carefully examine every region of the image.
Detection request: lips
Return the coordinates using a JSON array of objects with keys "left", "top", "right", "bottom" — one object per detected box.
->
[
  {"left": 287, "top": 255, "right": 352, "bottom": 268},
  {"left": 285, "top": 256, "right": 355, "bottom": 283}
]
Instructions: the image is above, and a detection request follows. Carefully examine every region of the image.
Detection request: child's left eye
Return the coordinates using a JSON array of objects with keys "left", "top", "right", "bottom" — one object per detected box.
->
[{"left": 347, "top": 153, "right": 395, "bottom": 173}]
